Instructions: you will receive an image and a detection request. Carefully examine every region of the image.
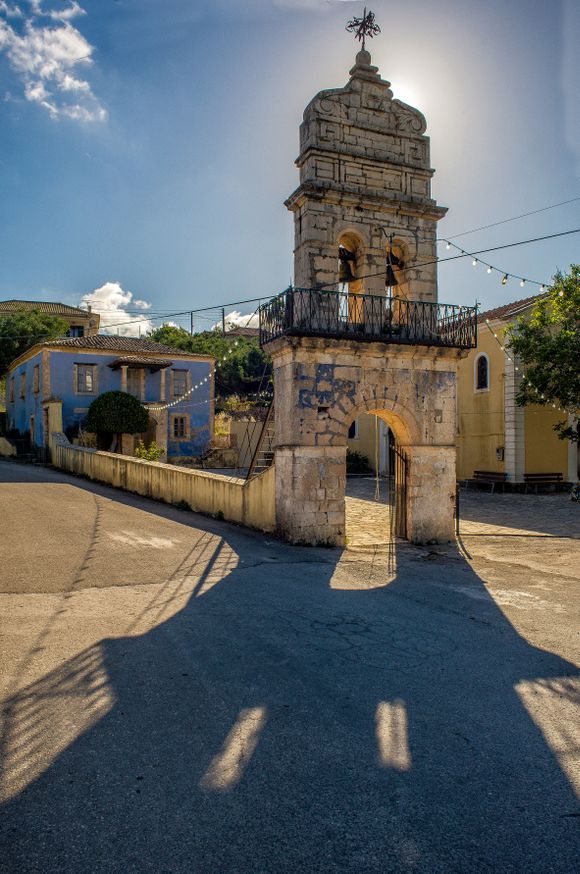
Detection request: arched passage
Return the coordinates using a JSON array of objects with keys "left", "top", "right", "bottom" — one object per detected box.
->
[
  {"left": 340, "top": 401, "right": 414, "bottom": 546},
  {"left": 270, "top": 336, "right": 458, "bottom": 546}
]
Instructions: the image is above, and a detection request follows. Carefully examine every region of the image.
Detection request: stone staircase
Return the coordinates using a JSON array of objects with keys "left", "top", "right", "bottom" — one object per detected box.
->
[{"left": 247, "top": 403, "right": 275, "bottom": 479}]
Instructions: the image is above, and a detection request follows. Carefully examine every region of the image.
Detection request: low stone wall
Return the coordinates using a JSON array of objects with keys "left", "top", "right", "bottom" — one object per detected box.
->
[
  {"left": 0, "top": 437, "right": 17, "bottom": 457},
  {"left": 51, "top": 441, "right": 275, "bottom": 533}
]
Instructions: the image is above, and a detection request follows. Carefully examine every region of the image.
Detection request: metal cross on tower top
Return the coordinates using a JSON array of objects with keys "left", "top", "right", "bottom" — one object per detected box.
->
[{"left": 345, "top": 7, "right": 381, "bottom": 51}]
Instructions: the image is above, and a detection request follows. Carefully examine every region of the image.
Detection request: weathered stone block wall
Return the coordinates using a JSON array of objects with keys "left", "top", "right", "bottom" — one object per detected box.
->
[
  {"left": 275, "top": 446, "right": 345, "bottom": 545},
  {"left": 269, "top": 337, "right": 460, "bottom": 545},
  {"left": 286, "top": 49, "right": 447, "bottom": 302}
]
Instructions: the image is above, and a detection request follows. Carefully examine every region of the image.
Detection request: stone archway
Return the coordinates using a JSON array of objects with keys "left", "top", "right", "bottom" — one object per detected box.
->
[
  {"left": 344, "top": 408, "right": 405, "bottom": 547},
  {"left": 270, "top": 335, "right": 460, "bottom": 546}
]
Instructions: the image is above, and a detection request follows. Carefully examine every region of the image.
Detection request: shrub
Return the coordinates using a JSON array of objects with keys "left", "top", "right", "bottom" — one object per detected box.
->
[
  {"left": 86, "top": 391, "right": 149, "bottom": 452},
  {"left": 346, "top": 449, "right": 371, "bottom": 474},
  {"left": 134, "top": 440, "right": 164, "bottom": 462}
]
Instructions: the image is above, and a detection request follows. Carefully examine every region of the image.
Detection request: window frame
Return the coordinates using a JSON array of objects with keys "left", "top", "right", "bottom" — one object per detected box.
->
[
  {"left": 9, "top": 377, "right": 15, "bottom": 403},
  {"left": 19, "top": 371, "right": 26, "bottom": 399},
  {"left": 172, "top": 369, "right": 188, "bottom": 399},
  {"left": 171, "top": 414, "right": 189, "bottom": 440},
  {"left": 474, "top": 353, "right": 490, "bottom": 393},
  {"left": 75, "top": 363, "right": 98, "bottom": 395},
  {"left": 33, "top": 364, "right": 40, "bottom": 395}
]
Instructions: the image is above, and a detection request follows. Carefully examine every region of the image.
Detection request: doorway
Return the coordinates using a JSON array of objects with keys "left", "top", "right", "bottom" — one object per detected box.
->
[{"left": 345, "top": 413, "right": 407, "bottom": 546}]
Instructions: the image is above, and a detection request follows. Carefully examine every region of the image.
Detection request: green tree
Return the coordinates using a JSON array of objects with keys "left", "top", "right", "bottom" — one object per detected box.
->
[
  {"left": 0, "top": 309, "right": 69, "bottom": 376},
  {"left": 507, "top": 265, "right": 579, "bottom": 442},
  {"left": 148, "top": 325, "right": 271, "bottom": 402},
  {"left": 86, "top": 391, "right": 149, "bottom": 452}
]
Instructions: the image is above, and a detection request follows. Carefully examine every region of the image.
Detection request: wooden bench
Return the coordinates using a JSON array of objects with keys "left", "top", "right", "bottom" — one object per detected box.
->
[
  {"left": 524, "top": 472, "right": 565, "bottom": 493},
  {"left": 465, "top": 471, "right": 508, "bottom": 493}
]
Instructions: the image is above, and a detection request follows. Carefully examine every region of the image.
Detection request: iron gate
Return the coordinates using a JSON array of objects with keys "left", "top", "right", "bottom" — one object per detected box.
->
[{"left": 389, "top": 441, "right": 408, "bottom": 539}]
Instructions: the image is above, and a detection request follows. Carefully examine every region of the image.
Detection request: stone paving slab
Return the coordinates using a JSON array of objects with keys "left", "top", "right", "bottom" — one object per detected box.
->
[{"left": 345, "top": 477, "right": 580, "bottom": 547}]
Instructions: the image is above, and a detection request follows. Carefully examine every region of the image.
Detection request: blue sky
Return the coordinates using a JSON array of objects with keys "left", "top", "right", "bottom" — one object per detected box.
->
[{"left": 0, "top": 0, "right": 578, "bottom": 335}]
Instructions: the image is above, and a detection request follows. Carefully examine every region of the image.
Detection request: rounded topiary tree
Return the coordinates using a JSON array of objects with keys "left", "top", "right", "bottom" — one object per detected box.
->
[{"left": 86, "top": 391, "right": 149, "bottom": 452}]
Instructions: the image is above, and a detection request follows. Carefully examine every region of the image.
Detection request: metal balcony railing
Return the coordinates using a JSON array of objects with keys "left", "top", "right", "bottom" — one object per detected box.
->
[{"left": 259, "top": 288, "right": 477, "bottom": 350}]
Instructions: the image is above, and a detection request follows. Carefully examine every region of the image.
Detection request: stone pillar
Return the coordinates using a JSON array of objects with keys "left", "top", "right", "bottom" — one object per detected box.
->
[
  {"left": 568, "top": 415, "right": 579, "bottom": 483},
  {"left": 121, "top": 433, "right": 134, "bottom": 456},
  {"left": 160, "top": 368, "right": 167, "bottom": 402},
  {"left": 405, "top": 445, "right": 456, "bottom": 543},
  {"left": 120, "top": 365, "right": 128, "bottom": 393},
  {"left": 275, "top": 446, "right": 346, "bottom": 545},
  {"left": 504, "top": 355, "right": 525, "bottom": 482}
]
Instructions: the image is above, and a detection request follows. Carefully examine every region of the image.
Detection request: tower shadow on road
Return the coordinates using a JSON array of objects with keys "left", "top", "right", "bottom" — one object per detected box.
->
[{"left": 0, "top": 476, "right": 579, "bottom": 873}]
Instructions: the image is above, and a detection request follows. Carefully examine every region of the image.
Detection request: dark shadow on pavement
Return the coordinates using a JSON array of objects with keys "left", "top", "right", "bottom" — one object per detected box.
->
[{"left": 1, "top": 465, "right": 579, "bottom": 873}]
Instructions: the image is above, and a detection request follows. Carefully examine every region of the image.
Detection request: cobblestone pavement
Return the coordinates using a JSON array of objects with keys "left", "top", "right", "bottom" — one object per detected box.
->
[
  {"left": 345, "top": 477, "right": 580, "bottom": 546},
  {"left": 345, "top": 476, "right": 392, "bottom": 546}
]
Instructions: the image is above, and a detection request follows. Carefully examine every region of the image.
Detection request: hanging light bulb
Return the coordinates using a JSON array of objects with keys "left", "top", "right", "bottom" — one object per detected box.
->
[
  {"left": 445, "top": 241, "right": 451, "bottom": 250},
  {"left": 540, "top": 285, "right": 545, "bottom": 292},
  {"left": 487, "top": 266, "right": 492, "bottom": 274},
  {"left": 501, "top": 274, "right": 508, "bottom": 285},
  {"left": 472, "top": 258, "right": 478, "bottom": 267},
  {"left": 520, "top": 279, "right": 525, "bottom": 287}
]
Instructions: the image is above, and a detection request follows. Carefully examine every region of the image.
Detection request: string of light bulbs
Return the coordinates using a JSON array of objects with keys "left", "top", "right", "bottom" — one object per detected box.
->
[
  {"left": 484, "top": 320, "right": 565, "bottom": 413},
  {"left": 442, "top": 238, "right": 548, "bottom": 290},
  {"left": 147, "top": 374, "right": 212, "bottom": 411},
  {"left": 147, "top": 333, "right": 254, "bottom": 411}
]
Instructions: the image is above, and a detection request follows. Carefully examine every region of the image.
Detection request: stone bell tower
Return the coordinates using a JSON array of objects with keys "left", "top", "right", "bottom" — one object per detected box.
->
[
  {"left": 285, "top": 46, "right": 447, "bottom": 302},
  {"left": 260, "top": 28, "right": 476, "bottom": 546}
]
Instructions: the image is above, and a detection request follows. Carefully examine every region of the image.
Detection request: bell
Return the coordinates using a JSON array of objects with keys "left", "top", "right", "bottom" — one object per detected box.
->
[
  {"left": 338, "top": 246, "right": 356, "bottom": 283},
  {"left": 385, "top": 264, "right": 399, "bottom": 287},
  {"left": 385, "top": 248, "right": 404, "bottom": 288},
  {"left": 339, "top": 259, "right": 355, "bottom": 283}
]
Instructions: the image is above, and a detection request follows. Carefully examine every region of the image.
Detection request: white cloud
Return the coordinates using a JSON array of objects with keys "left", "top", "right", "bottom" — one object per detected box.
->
[
  {"left": 30, "top": 0, "right": 85, "bottom": 21},
  {"left": 217, "top": 310, "right": 260, "bottom": 331},
  {"left": 0, "top": 2, "right": 23, "bottom": 17},
  {"left": 0, "top": 1, "right": 105, "bottom": 121},
  {"left": 81, "top": 282, "right": 154, "bottom": 338}
]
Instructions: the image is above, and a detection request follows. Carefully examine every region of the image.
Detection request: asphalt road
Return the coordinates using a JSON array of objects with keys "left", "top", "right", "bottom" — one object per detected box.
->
[{"left": 1, "top": 460, "right": 578, "bottom": 873}]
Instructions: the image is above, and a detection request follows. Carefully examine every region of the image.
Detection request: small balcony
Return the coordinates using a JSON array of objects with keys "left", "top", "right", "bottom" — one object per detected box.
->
[{"left": 259, "top": 287, "right": 477, "bottom": 350}]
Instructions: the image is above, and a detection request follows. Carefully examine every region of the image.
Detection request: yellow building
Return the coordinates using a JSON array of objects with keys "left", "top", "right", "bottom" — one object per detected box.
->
[
  {"left": 456, "top": 294, "right": 578, "bottom": 484},
  {"left": 347, "top": 413, "right": 390, "bottom": 474},
  {"left": 349, "top": 293, "right": 578, "bottom": 485}
]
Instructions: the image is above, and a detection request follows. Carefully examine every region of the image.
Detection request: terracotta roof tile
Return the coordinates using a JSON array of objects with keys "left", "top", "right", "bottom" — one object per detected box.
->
[
  {"left": 0, "top": 299, "right": 90, "bottom": 317},
  {"left": 478, "top": 292, "right": 548, "bottom": 323},
  {"left": 107, "top": 355, "right": 172, "bottom": 369},
  {"left": 42, "top": 334, "right": 206, "bottom": 356}
]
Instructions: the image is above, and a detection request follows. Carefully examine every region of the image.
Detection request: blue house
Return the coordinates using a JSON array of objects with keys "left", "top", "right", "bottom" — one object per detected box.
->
[{"left": 5, "top": 335, "right": 214, "bottom": 463}]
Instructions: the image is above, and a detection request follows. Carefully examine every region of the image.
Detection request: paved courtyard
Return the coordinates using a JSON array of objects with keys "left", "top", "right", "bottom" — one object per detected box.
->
[
  {"left": 346, "top": 476, "right": 580, "bottom": 547},
  {"left": 1, "top": 460, "right": 579, "bottom": 874}
]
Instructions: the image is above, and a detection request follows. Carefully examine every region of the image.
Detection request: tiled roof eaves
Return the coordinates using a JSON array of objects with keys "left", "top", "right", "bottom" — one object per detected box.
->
[
  {"left": 0, "top": 299, "right": 90, "bottom": 316},
  {"left": 477, "top": 292, "right": 548, "bottom": 324},
  {"left": 6, "top": 337, "right": 215, "bottom": 372},
  {"left": 40, "top": 334, "right": 214, "bottom": 358}
]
